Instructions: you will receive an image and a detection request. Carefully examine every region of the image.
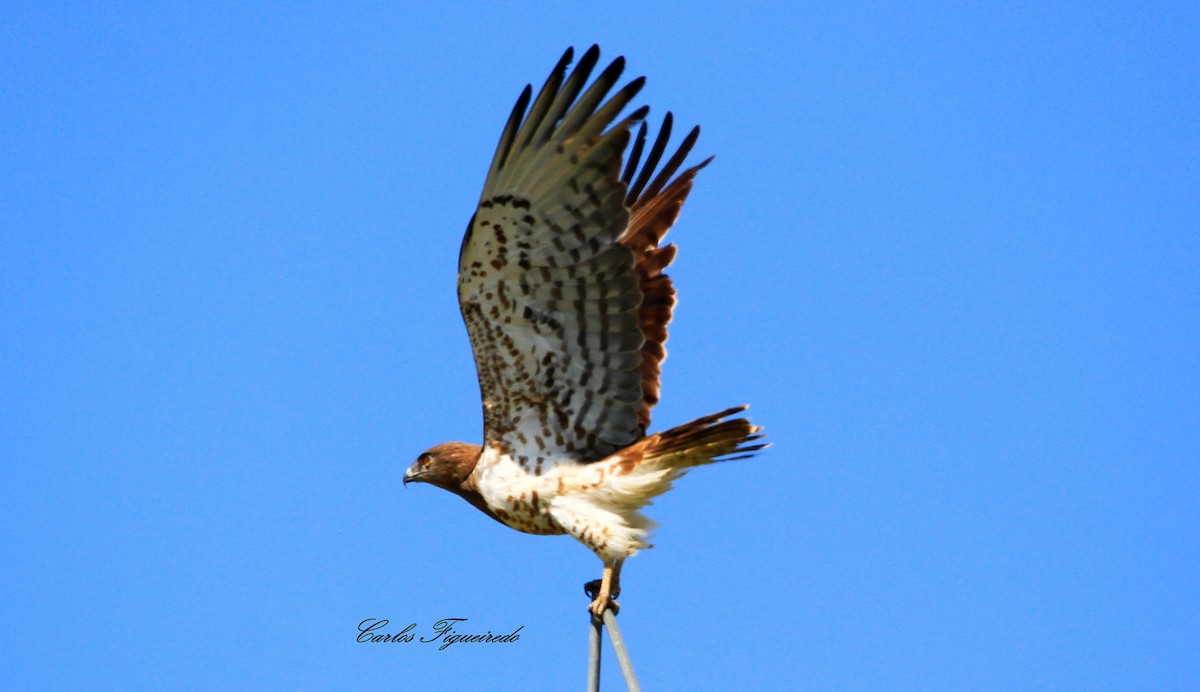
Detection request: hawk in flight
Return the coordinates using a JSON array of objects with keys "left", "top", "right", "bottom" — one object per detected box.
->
[{"left": 404, "top": 46, "right": 765, "bottom": 618}]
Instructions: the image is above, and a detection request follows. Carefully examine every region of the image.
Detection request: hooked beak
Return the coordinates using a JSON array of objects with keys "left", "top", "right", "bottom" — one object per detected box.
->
[{"left": 402, "top": 466, "right": 423, "bottom": 487}]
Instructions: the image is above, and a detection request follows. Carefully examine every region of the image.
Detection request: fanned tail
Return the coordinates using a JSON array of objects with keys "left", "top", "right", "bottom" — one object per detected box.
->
[
  {"left": 552, "top": 406, "right": 766, "bottom": 561},
  {"left": 620, "top": 405, "right": 766, "bottom": 474},
  {"left": 564, "top": 405, "right": 764, "bottom": 559}
]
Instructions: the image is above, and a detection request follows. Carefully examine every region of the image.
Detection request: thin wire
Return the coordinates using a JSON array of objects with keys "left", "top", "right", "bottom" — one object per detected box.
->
[
  {"left": 587, "top": 615, "right": 602, "bottom": 692},
  {"left": 602, "top": 608, "right": 641, "bottom": 692}
]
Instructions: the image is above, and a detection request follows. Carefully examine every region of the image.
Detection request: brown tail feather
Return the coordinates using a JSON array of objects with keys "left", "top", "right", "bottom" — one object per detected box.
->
[{"left": 615, "top": 405, "right": 766, "bottom": 474}]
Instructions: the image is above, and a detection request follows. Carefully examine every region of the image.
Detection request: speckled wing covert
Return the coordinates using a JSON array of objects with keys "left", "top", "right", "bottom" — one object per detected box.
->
[{"left": 458, "top": 46, "right": 710, "bottom": 474}]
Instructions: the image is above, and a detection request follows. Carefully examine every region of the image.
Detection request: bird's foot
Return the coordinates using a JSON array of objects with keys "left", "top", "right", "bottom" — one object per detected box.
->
[{"left": 584, "top": 578, "right": 620, "bottom": 618}]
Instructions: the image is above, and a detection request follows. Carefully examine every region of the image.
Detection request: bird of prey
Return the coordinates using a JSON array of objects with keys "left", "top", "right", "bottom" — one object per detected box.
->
[{"left": 404, "top": 46, "right": 765, "bottom": 618}]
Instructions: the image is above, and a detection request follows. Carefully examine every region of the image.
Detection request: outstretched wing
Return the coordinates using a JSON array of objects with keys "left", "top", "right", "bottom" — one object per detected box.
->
[
  {"left": 619, "top": 115, "right": 711, "bottom": 431},
  {"left": 458, "top": 46, "right": 704, "bottom": 473}
]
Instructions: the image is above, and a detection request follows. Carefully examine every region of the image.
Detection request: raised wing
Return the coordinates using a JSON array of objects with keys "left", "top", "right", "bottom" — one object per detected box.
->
[
  {"left": 619, "top": 115, "right": 711, "bottom": 431},
  {"left": 458, "top": 46, "right": 705, "bottom": 473}
]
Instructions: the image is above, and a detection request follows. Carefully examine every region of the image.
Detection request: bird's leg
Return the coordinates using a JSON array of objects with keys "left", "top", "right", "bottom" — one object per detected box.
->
[{"left": 586, "top": 558, "right": 624, "bottom": 618}]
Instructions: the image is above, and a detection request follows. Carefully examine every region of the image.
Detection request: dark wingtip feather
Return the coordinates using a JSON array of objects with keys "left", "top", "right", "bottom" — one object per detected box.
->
[
  {"left": 623, "top": 121, "right": 649, "bottom": 185},
  {"left": 559, "top": 46, "right": 575, "bottom": 68},
  {"left": 626, "top": 104, "right": 650, "bottom": 122},
  {"left": 627, "top": 113, "right": 673, "bottom": 203},
  {"left": 576, "top": 44, "right": 601, "bottom": 74},
  {"left": 641, "top": 124, "right": 701, "bottom": 200},
  {"left": 590, "top": 56, "right": 630, "bottom": 106},
  {"left": 488, "top": 84, "right": 533, "bottom": 176}
]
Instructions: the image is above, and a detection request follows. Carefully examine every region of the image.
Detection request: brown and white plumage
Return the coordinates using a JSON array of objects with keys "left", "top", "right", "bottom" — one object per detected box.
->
[{"left": 405, "top": 46, "right": 765, "bottom": 617}]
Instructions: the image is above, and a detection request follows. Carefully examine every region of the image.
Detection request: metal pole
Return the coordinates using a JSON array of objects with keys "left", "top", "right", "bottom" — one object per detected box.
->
[
  {"left": 587, "top": 615, "right": 602, "bottom": 692},
  {"left": 602, "top": 608, "right": 641, "bottom": 692}
]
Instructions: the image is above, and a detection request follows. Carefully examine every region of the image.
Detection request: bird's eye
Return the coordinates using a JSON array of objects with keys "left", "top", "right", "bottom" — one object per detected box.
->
[{"left": 421, "top": 455, "right": 432, "bottom": 469}]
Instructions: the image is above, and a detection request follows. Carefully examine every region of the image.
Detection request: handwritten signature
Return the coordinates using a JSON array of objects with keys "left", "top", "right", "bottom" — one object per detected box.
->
[{"left": 357, "top": 618, "right": 523, "bottom": 651}]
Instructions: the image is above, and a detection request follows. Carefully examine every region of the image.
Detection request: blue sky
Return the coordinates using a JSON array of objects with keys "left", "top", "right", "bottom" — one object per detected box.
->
[{"left": 2, "top": 2, "right": 1197, "bottom": 690}]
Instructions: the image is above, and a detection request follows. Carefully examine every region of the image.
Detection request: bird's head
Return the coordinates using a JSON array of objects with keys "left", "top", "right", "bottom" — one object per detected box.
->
[{"left": 403, "top": 442, "right": 482, "bottom": 491}]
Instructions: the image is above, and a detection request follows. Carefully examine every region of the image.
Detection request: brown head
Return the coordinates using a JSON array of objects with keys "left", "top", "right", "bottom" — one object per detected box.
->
[
  {"left": 403, "top": 442, "right": 481, "bottom": 491},
  {"left": 403, "top": 442, "right": 504, "bottom": 524}
]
